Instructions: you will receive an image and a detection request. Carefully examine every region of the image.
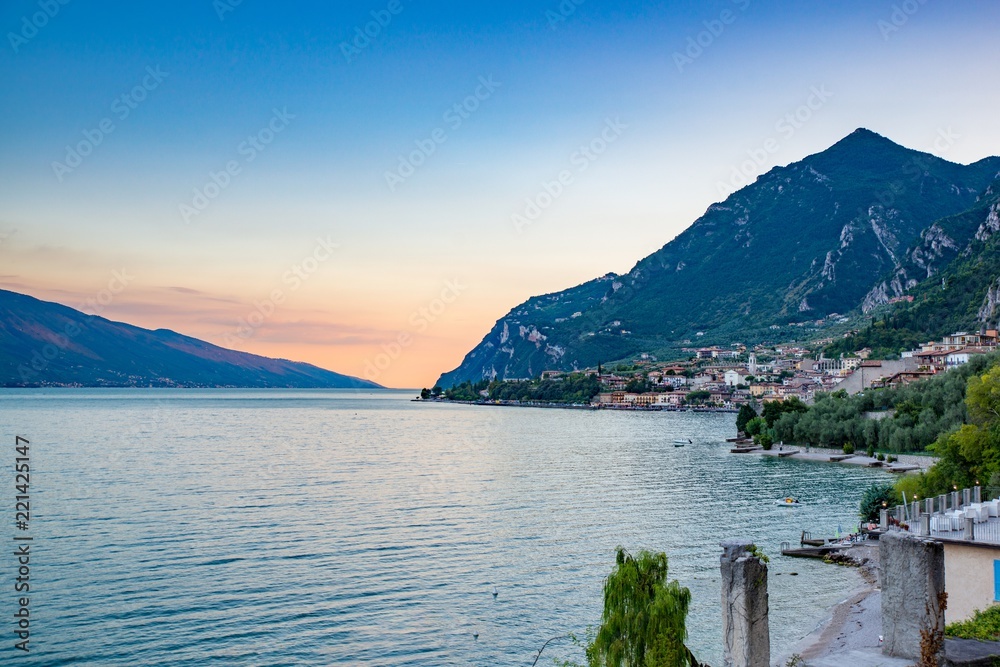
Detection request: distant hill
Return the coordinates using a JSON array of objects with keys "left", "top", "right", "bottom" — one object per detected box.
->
[
  {"left": 437, "top": 128, "right": 1000, "bottom": 387},
  {"left": 0, "top": 289, "right": 381, "bottom": 388}
]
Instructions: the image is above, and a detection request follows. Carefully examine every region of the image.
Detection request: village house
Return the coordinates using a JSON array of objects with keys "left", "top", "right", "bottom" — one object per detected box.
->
[{"left": 946, "top": 346, "right": 995, "bottom": 369}]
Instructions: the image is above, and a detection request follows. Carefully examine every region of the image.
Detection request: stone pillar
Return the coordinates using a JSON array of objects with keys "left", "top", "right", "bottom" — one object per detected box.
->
[
  {"left": 964, "top": 517, "right": 975, "bottom": 541},
  {"left": 963, "top": 488, "right": 971, "bottom": 506},
  {"left": 951, "top": 490, "right": 960, "bottom": 510},
  {"left": 720, "top": 540, "right": 770, "bottom": 667},
  {"left": 895, "top": 505, "right": 905, "bottom": 522},
  {"left": 925, "top": 498, "right": 934, "bottom": 516},
  {"left": 919, "top": 514, "right": 930, "bottom": 536},
  {"left": 938, "top": 494, "right": 947, "bottom": 514},
  {"left": 975, "top": 486, "right": 982, "bottom": 503},
  {"left": 880, "top": 531, "right": 946, "bottom": 665},
  {"left": 880, "top": 509, "right": 889, "bottom": 531},
  {"left": 911, "top": 501, "right": 921, "bottom": 521}
]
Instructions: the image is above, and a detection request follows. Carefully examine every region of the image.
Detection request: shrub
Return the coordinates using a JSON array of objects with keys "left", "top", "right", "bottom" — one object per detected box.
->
[
  {"left": 887, "top": 455, "right": 898, "bottom": 463},
  {"left": 843, "top": 442, "right": 855, "bottom": 455},
  {"left": 745, "top": 417, "right": 767, "bottom": 437},
  {"left": 859, "top": 483, "right": 898, "bottom": 522},
  {"left": 946, "top": 605, "right": 1000, "bottom": 641},
  {"left": 877, "top": 453, "right": 886, "bottom": 461},
  {"left": 867, "top": 445, "right": 876, "bottom": 458},
  {"left": 758, "top": 431, "right": 774, "bottom": 451}
]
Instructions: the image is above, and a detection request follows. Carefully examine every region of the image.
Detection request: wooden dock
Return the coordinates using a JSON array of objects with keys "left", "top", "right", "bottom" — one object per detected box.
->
[{"left": 780, "top": 542, "right": 841, "bottom": 559}]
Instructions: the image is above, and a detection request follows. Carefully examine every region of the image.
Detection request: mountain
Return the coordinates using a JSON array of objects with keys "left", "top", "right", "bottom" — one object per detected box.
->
[
  {"left": 0, "top": 289, "right": 382, "bottom": 388},
  {"left": 438, "top": 129, "right": 1000, "bottom": 387},
  {"left": 862, "top": 178, "right": 1000, "bottom": 312},
  {"left": 827, "top": 177, "right": 1000, "bottom": 357}
]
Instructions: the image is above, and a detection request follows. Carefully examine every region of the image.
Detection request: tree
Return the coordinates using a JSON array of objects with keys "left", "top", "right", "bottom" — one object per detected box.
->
[
  {"left": 420, "top": 388, "right": 431, "bottom": 399},
  {"left": 745, "top": 416, "right": 767, "bottom": 437},
  {"left": 736, "top": 404, "right": 757, "bottom": 434},
  {"left": 626, "top": 376, "right": 651, "bottom": 394},
  {"left": 684, "top": 390, "right": 711, "bottom": 405},
  {"left": 762, "top": 397, "right": 808, "bottom": 427},
  {"left": 586, "top": 548, "right": 699, "bottom": 667},
  {"left": 757, "top": 430, "right": 774, "bottom": 450},
  {"left": 859, "top": 483, "right": 897, "bottom": 522},
  {"left": 894, "top": 360, "right": 1000, "bottom": 498},
  {"left": 431, "top": 385, "right": 443, "bottom": 397}
]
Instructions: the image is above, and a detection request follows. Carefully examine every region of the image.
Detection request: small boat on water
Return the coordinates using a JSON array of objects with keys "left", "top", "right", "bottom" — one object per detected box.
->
[
  {"left": 775, "top": 496, "right": 801, "bottom": 507},
  {"left": 673, "top": 438, "right": 692, "bottom": 446}
]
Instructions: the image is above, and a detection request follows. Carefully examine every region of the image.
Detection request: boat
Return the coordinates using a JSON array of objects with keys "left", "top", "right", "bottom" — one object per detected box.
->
[
  {"left": 775, "top": 497, "right": 801, "bottom": 507},
  {"left": 673, "top": 438, "right": 692, "bottom": 445}
]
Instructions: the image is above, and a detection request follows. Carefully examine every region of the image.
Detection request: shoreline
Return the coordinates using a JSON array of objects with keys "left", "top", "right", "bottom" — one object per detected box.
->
[
  {"left": 778, "top": 544, "right": 913, "bottom": 666},
  {"left": 739, "top": 444, "right": 936, "bottom": 472},
  {"left": 414, "top": 398, "right": 738, "bottom": 413}
]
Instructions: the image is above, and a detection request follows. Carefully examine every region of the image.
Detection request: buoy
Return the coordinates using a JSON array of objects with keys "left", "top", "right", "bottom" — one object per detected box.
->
[{"left": 492, "top": 586, "right": 499, "bottom": 598}]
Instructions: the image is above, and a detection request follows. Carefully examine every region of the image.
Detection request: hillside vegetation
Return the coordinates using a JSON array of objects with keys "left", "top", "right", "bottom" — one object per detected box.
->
[{"left": 771, "top": 354, "right": 999, "bottom": 453}]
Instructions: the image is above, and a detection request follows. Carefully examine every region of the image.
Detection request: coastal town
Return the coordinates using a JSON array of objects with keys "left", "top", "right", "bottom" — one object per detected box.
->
[{"left": 524, "top": 329, "right": 1000, "bottom": 410}]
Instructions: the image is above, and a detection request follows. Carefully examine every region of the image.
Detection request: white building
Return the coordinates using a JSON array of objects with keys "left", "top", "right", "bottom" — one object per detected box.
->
[{"left": 724, "top": 369, "right": 747, "bottom": 387}]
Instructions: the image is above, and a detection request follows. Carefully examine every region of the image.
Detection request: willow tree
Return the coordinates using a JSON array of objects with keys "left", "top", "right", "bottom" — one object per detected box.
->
[{"left": 586, "top": 548, "right": 703, "bottom": 667}]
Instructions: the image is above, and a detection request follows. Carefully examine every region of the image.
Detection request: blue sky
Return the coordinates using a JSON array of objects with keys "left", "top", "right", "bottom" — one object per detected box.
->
[{"left": 2, "top": 0, "right": 1000, "bottom": 386}]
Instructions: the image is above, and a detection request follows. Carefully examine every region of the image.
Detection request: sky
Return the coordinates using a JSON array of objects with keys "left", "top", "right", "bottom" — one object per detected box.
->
[{"left": 2, "top": 0, "right": 1000, "bottom": 388}]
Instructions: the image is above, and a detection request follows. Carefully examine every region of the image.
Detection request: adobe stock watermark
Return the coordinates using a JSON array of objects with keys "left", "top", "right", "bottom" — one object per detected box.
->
[
  {"left": 16, "top": 269, "right": 134, "bottom": 383},
  {"left": 51, "top": 66, "right": 169, "bottom": 182},
  {"left": 213, "top": 0, "right": 243, "bottom": 21},
  {"left": 384, "top": 76, "right": 501, "bottom": 192},
  {"left": 512, "top": 117, "right": 627, "bottom": 233},
  {"left": 340, "top": 0, "right": 405, "bottom": 63},
  {"left": 362, "top": 279, "right": 467, "bottom": 382},
  {"left": 716, "top": 85, "right": 834, "bottom": 197},
  {"left": 878, "top": 0, "right": 930, "bottom": 40},
  {"left": 673, "top": 0, "right": 750, "bottom": 73},
  {"left": 220, "top": 236, "right": 338, "bottom": 347},
  {"left": 7, "top": 0, "right": 71, "bottom": 53},
  {"left": 545, "top": 0, "right": 586, "bottom": 29},
  {"left": 179, "top": 107, "right": 295, "bottom": 223}
]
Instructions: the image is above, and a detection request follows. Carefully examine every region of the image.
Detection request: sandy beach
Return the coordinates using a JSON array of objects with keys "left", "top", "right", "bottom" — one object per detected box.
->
[{"left": 777, "top": 544, "right": 914, "bottom": 667}]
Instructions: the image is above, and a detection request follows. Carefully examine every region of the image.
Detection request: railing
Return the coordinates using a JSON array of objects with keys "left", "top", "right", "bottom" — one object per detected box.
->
[{"left": 881, "top": 485, "right": 1000, "bottom": 545}]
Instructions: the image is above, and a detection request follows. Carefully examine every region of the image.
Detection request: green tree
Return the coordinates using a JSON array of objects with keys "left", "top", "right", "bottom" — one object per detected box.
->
[
  {"left": 431, "top": 385, "right": 443, "bottom": 397},
  {"left": 736, "top": 404, "right": 757, "bottom": 433},
  {"left": 756, "top": 430, "right": 774, "bottom": 450},
  {"left": 858, "top": 483, "right": 898, "bottom": 522},
  {"left": 586, "top": 548, "right": 699, "bottom": 667},
  {"left": 745, "top": 416, "right": 767, "bottom": 437},
  {"left": 895, "top": 363, "right": 1000, "bottom": 497},
  {"left": 626, "top": 376, "right": 652, "bottom": 394},
  {"left": 684, "top": 390, "right": 711, "bottom": 405},
  {"left": 420, "top": 388, "right": 431, "bottom": 399}
]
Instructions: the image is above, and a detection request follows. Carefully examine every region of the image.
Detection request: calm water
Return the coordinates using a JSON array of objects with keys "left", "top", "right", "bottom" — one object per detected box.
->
[{"left": 0, "top": 389, "right": 891, "bottom": 666}]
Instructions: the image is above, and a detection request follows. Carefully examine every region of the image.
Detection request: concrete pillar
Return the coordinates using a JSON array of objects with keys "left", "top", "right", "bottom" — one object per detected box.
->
[
  {"left": 963, "top": 488, "right": 971, "bottom": 506},
  {"left": 919, "top": 514, "right": 930, "bottom": 536},
  {"left": 895, "top": 505, "right": 905, "bottom": 522},
  {"left": 975, "top": 486, "right": 982, "bottom": 503},
  {"left": 720, "top": 540, "right": 770, "bottom": 667},
  {"left": 951, "top": 490, "right": 960, "bottom": 510},
  {"left": 911, "top": 501, "right": 921, "bottom": 521},
  {"left": 938, "top": 494, "right": 947, "bottom": 514},
  {"left": 880, "top": 531, "right": 946, "bottom": 665},
  {"left": 880, "top": 509, "right": 889, "bottom": 531},
  {"left": 964, "top": 517, "right": 975, "bottom": 541},
  {"left": 925, "top": 498, "right": 934, "bottom": 516}
]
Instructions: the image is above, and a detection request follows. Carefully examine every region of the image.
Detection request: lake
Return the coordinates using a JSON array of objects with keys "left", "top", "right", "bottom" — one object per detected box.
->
[{"left": 0, "top": 389, "right": 891, "bottom": 666}]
